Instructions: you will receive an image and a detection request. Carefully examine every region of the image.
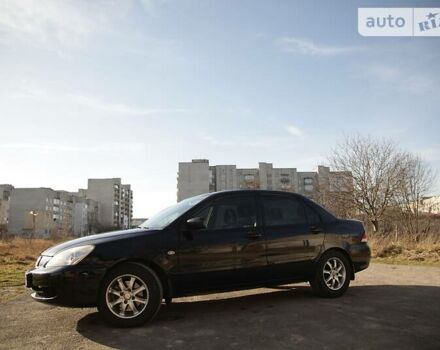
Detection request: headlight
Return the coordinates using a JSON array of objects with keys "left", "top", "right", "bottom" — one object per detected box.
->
[{"left": 45, "top": 245, "right": 94, "bottom": 267}]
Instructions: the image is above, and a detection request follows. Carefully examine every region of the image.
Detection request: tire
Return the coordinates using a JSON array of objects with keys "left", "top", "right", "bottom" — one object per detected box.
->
[
  {"left": 309, "top": 250, "right": 351, "bottom": 298},
  {"left": 98, "top": 262, "right": 163, "bottom": 327}
]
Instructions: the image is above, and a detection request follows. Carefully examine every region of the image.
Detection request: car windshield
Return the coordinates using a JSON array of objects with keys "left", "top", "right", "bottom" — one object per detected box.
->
[{"left": 140, "top": 193, "right": 211, "bottom": 229}]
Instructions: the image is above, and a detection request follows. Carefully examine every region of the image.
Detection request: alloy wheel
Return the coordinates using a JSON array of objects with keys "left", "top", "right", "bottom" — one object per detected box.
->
[
  {"left": 322, "top": 257, "right": 346, "bottom": 291},
  {"left": 105, "top": 274, "right": 150, "bottom": 319}
]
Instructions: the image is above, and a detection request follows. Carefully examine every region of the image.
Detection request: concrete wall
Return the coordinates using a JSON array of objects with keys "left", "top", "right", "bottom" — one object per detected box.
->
[
  {"left": 0, "top": 185, "right": 14, "bottom": 228},
  {"left": 297, "top": 172, "right": 319, "bottom": 199},
  {"left": 214, "top": 165, "right": 237, "bottom": 191},
  {"left": 73, "top": 201, "right": 88, "bottom": 236},
  {"left": 177, "top": 160, "right": 210, "bottom": 201},
  {"left": 177, "top": 160, "right": 352, "bottom": 202},
  {"left": 237, "top": 168, "right": 260, "bottom": 189},
  {"left": 87, "top": 178, "right": 120, "bottom": 228},
  {"left": 9, "top": 188, "right": 57, "bottom": 235}
]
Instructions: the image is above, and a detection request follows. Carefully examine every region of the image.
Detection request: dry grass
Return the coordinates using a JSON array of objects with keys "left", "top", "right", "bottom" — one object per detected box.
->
[
  {"left": 0, "top": 237, "right": 56, "bottom": 302},
  {"left": 369, "top": 232, "right": 440, "bottom": 266}
]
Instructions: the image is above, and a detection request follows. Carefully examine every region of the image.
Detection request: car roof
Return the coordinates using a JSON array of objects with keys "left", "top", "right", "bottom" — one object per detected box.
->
[
  {"left": 202, "top": 190, "right": 336, "bottom": 221},
  {"left": 206, "top": 189, "right": 306, "bottom": 197}
]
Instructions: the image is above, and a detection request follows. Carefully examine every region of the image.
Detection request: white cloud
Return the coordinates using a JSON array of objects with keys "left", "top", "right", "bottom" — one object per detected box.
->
[
  {"left": 138, "top": 0, "right": 165, "bottom": 17},
  {"left": 66, "top": 94, "right": 189, "bottom": 116},
  {"left": 286, "top": 125, "right": 304, "bottom": 137},
  {"left": 0, "top": 0, "right": 121, "bottom": 49},
  {"left": 0, "top": 0, "right": 177, "bottom": 59},
  {"left": 200, "top": 128, "right": 307, "bottom": 150},
  {"left": 354, "top": 64, "right": 437, "bottom": 95},
  {"left": 275, "top": 37, "right": 361, "bottom": 56},
  {"left": 419, "top": 145, "right": 440, "bottom": 162},
  {"left": 200, "top": 134, "right": 236, "bottom": 147},
  {"left": 0, "top": 142, "right": 146, "bottom": 153},
  {"left": 5, "top": 83, "right": 189, "bottom": 116}
]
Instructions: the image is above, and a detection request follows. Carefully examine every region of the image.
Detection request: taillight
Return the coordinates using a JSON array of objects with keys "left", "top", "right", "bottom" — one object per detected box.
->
[{"left": 361, "top": 231, "right": 368, "bottom": 243}]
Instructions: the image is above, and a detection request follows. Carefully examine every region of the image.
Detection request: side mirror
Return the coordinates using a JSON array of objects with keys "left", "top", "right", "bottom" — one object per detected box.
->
[{"left": 186, "top": 217, "right": 206, "bottom": 230}]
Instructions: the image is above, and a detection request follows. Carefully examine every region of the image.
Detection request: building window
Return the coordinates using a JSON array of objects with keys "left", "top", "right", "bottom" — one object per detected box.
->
[
  {"left": 244, "top": 175, "right": 255, "bottom": 182},
  {"left": 280, "top": 177, "right": 291, "bottom": 190},
  {"left": 280, "top": 177, "right": 290, "bottom": 184},
  {"left": 304, "top": 177, "right": 314, "bottom": 191}
]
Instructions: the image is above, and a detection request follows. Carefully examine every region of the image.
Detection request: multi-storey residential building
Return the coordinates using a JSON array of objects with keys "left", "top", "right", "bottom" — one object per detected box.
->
[
  {"left": 419, "top": 196, "right": 440, "bottom": 214},
  {"left": 5, "top": 178, "right": 132, "bottom": 236},
  {"left": 8, "top": 188, "right": 75, "bottom": 236},
  {"left": 177, "top": 160, "right": 352, "bottom": 202},
  {"left": 120, "top": 184, "right": 133, "bottom": 229},
  {"left": 131, "top": 218, "right": 148, "bottom": 228},
  {"left": 86, "top": 178, "right": 133, "bottom": 230},
  {"left": 0, "top": 185, "right": 14, "bottom": 229},
  {"left": 71, "top": 196, "right": 100, "bottom": 237},
  {"left": 177, "top": 160, "right": 210, "bottom": 200}
]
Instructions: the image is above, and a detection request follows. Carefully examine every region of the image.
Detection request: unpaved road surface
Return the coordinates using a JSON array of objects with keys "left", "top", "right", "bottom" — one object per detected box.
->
[{"left": 0, "top": 263, "right": 439, "bottom": 350}]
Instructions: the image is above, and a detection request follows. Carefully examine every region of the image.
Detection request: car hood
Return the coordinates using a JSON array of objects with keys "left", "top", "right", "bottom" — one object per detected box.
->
[{"left": 41, "top": 228, "right": 159, "bottom": 256}]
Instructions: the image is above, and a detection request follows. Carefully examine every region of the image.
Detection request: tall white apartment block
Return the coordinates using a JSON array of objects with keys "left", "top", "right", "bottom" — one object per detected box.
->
[
  {"left": 87, "top": 178, "right": 133, "bottom": 230},
  {"left": 177, "top": 160, "right": 352, "bottom": 202}
]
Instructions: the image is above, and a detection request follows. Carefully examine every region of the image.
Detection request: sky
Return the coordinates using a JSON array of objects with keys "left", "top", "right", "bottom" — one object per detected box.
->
[{"left": 0, "top": 0, "right": 439, "bottom": 217}]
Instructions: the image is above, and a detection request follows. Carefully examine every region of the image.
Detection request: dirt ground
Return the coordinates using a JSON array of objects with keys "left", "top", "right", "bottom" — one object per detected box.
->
[{"left": 0, "top": 263, "right": 439, "bottom": 350}]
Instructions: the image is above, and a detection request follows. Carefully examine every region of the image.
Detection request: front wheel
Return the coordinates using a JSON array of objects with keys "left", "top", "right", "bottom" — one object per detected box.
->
[
  {"left": 98, "top": 262, "right": 163, "bottom": 327},
  {"left": 309, "top": 251, "right": 351, "bottom": 298}
]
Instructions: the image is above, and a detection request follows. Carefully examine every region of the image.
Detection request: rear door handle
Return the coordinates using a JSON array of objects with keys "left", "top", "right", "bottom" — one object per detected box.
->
[
  {"left": 247, "top": 231, "right": 263, "bottom": 239},
  {"left": 309, "top": 226, "right": 322, "bottom": 234}
]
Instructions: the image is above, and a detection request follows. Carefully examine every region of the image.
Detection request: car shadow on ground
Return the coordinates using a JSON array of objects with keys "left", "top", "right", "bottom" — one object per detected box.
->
[{"left": 76, "top": 285, "right": 440, "bottom": 350}]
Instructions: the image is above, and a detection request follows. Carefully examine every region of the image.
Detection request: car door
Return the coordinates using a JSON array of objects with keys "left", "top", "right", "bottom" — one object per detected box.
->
[
  {"left": 261, "top": 193, "right": 325, "bottom": 281},
  {"left": 175, "top": 193, "right": 268, "bottom": 294}
]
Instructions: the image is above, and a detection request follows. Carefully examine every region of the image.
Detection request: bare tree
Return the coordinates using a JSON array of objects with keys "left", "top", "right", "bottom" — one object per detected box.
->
[
  {"left": 329, "top": 135, "right": 406, "bottom": 232},
  {"left": 395, "top": 154, "right": 436, "bottom": 235},
  {"left": 317, "top": 173, "right": 356, "bottom": 219}
]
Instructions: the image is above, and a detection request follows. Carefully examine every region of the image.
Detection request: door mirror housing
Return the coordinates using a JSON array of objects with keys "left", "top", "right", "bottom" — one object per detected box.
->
[{"left": 186, "top": 217, "right": 206, "bottom": 230}]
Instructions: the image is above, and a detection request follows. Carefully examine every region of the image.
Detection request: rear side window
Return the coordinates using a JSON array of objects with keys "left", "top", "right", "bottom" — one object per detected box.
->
[
  {"left": 303, "top": 204, "right": 321, "bottom": 225},
  {"left": 262, "top": 196, "right": 308, "bottom": 226}
]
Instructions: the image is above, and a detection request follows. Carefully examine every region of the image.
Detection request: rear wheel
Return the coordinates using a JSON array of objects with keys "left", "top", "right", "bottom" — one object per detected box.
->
[
  {"left": 98, "top": 263, "right": 163, "bottom": 327},
  {"left": 310, "top": 250, "right": 351, "bottom": 298}
]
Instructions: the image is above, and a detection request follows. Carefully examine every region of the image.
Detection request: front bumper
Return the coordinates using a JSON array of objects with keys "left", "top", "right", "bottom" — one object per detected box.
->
[{"left": 25, "top": 264, "right": 106, "bottom": 307}]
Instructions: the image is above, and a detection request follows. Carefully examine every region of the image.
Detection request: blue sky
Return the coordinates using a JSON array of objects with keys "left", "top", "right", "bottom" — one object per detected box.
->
[{"left": 0, "top": 0, "right": 439, "bottom": 216}]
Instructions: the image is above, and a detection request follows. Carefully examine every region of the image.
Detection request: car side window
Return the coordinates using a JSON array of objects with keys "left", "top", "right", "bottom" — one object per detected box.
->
[
  {"left": 194, "top": 196, "right": 257, "bottom": 230},
  {"left": 303, "top": 203, "right": 321, "bottom": 225},
  {"left": 192, "top": 205, "right": 214, "bottom": 228},
  {"left": 262, "top": 196, "right": 308, "bottom": 226}
]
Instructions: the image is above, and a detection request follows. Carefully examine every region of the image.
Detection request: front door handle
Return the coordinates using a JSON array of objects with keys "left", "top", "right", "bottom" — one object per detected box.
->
[{"left": 247, "top": 231, "right": 263, "bottom": 239}]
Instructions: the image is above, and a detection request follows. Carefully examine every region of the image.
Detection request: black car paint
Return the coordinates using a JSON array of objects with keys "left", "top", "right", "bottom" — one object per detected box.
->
[{"left": 26, "top": 190, "right": 370, "bottom": 307}]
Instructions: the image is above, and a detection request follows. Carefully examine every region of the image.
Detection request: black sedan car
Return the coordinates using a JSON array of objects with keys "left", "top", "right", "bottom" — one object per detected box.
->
[{"left": 26, "top": 190, "right": 370, "bottom": 327}]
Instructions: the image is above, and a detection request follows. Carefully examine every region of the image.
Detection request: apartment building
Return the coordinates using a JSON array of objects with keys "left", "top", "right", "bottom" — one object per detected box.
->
[
  {"left": 86, "top": 178, "right": 133, "bottom": 230},
  {"left": 71, "top": 196, "right": 100, "bottom": 237},
  {"left": 5, "top": 177, "right": 132, "bottom": 236},
  {"left": 0, "top": 185, "right": 14, "bottom": 228},
  {"left": 419, "top": 196, "right": 440, "bottom": 214},
  {"left": 7, "top": 188, "right": 101, "bottom": 237},
  {"left": 177, "top": 159, "right": 352, "bottom": 202},
  {"left": 8, "top": 188, "right": 75, "bottom": 236}
]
